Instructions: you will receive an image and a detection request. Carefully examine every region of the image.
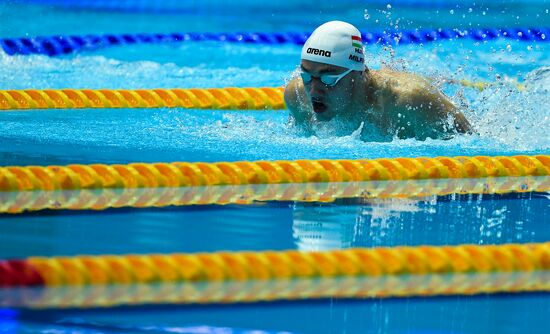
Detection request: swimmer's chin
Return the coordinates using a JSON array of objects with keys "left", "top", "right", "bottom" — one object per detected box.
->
[{"left": 313, "top": 111, "right": 336, "bottom": 122}]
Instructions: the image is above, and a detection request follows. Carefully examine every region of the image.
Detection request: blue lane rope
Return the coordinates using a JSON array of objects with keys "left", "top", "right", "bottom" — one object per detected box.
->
[
  {"left": 1, "top": 28, "right": 548, "bottom": 56},
  {"left": 13, "top": 0, "right": 545, "bottom": 12}
]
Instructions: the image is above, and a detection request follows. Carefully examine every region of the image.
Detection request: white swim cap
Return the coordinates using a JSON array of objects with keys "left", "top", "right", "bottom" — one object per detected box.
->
[{"left": 301, "top": 21, "right": 365, "bottom": 71}]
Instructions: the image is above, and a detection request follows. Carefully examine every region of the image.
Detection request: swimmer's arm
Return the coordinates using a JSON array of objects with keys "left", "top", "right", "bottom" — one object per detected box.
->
[
  {"left": 284, "top": 78, "right": 305, "bottom": 122},
  {"left": 399, "top": 85, "right": 473, "bottom": 135},
  {"left": 284, "top": 78, "right": 313, "bottom": 133}
]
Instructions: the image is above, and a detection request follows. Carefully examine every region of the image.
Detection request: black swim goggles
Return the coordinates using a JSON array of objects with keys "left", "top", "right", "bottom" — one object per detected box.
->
[{"left": 300, "top": 68, "right": 353, "bottom": 87}]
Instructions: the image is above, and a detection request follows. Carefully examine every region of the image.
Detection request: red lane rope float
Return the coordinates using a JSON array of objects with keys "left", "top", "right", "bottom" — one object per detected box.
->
[
  {"left": 1, "top": 242, "right": 550, "bottom": 288},
  {"left": 0, "top": 176, "right": 547, "bottom": 214},
  {"left": 0, "top": 155, "right": 548, "bottom": 192},
  {"left": 2, "top": 272, "right": 549, "bottom": 309}
]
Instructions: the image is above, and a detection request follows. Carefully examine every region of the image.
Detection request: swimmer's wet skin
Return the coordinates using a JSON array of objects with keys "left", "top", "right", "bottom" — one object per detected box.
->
[{"left": 284, "top": 21, "right": 473, "bottom": 141}]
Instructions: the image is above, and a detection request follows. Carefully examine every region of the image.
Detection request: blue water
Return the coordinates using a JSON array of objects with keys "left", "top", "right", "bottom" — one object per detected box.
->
[
  {"left": 0, "top": 193, "right": 550, "bottom": 258},
  {"left": 1, "top": 31, "right": 550, "bottom": 165},
  {"left": 1, "top": 192, "right": 548, "bottom": 258},
  {"left": 1, "top": 1, "right": 550, "bottom": 333},
  {"left": 1, "top": 38, "right": 549, "bottom": 165},
  {"left": 1, "top": 294, "right": 549, "bottom": 334}
]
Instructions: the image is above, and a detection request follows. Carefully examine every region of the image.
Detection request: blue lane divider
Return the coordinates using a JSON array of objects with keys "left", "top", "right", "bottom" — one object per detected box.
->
[
  {"left": 14, "top": 0, "right": 545, "bottom": 12},
  {"left": 1, "top": 28, "right": 548, "bottom": 56}
]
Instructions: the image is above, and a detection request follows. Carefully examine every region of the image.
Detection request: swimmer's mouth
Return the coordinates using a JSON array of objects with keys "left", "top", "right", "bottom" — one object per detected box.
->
[{"left": 312, "top": 100, "right": 327, "bottom": 113}]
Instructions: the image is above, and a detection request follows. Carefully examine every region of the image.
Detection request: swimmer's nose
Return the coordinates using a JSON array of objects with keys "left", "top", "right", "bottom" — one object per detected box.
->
[{"left": 308, "top": 77, "right": 326, "bottom": 96}]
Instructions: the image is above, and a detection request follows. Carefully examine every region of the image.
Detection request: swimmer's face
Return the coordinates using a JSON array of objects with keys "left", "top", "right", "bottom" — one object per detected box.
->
[{"left": 300, "top": 59, "right": 360, "bottom": 121}]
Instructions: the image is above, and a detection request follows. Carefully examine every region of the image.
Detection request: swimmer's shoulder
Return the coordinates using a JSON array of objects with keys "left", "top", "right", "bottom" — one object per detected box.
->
[
  {"left": 370, "top": 68, "right": 444, "bottom": 110},
  {"left": 375, "top": 68, "right": 430, "bottom": 98},
  {"left": 366, "top": 68, "right": 419, "bottom": 98},
  {"left": 284, "top": 77, "right": 309, "bottom": 119},
  {"left": 284, "top": 78, "right": 303, "bottom": 109},
  {"left": 381, "top": 69, "right": 473, "bottom": 135}
]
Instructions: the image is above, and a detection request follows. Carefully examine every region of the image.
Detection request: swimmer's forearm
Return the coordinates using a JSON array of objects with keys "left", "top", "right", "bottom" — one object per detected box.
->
[
  {"left": 424, "top": 90, "right": 473, "bottom": 134},
  {"left": 452, "top": 110, "right": 473, "bottom": 133}
]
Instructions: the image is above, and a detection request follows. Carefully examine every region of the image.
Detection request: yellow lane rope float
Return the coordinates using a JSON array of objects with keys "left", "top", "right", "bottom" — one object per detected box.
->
[
  {"left": 457, "top": 79, "right": 524, "bottom": 91},
  {"left": 0, "top": 87, "right": 286, "bottom": 110},
  {"left": 3, "top": 272, "right": 549, "bottom": 309},
  {"left": 1, "top": 176, "right": 548, "bottom": 214},
  {"left": 443, "top": 79, "right": 525, "bottom": 91},
  {"left": 3, "top": 242, "right": 550, "bottom": 287},
  {"left": 0, "top": 79, "right": 523, "bottom": 111},
  {"left": 0, "top": 155, "right": 548, "bottom": 192}
]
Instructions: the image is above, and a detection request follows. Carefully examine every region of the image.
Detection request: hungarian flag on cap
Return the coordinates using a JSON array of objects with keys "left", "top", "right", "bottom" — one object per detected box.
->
[{"left": 352, "top": 35, "right": 362, "bottom": 48}]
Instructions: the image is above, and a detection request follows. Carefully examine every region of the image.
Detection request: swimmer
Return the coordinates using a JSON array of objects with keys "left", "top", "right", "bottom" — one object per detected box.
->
[{"left": 284, "top": 21, "right": 472, "bottom": 140}]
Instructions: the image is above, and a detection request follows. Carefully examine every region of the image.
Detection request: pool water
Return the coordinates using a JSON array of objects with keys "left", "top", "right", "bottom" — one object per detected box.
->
[
  {"left": 1, "top": 0, "right": 550, "bottom": 333},
  {"left": 1, "top": 191, "right": 549, "bottom": 258},
  {"left": 1, "top": 38, "right": 549, "bottom": 165},
  {"left": 3, "top": 293, "right": 550, "bottom": 334}
]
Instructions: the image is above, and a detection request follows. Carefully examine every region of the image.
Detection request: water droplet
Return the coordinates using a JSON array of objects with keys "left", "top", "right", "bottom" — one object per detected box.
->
[
  {"left": 364, "top": 9, "right": 370, "bottom": 20},
  {"left": 387, "top": 4, "right": 392, "bottom": 9},
  {"left": 449, "top": 9, "right": 454, "bottom": 14},
  {"left": 527, "top": 45, "right": 533, "bottom": 51},
  {"left": 468, "top": 8, "right": 473, "bottom": 13},
  {"left": 542, "top": 34, "right": 546, "bottom": 40},
  {"left": 482, "top": 11, "right": 486, "bottom": 15},
  {"left": 506, "top": 44, "right": 512, "bottom": 51}
]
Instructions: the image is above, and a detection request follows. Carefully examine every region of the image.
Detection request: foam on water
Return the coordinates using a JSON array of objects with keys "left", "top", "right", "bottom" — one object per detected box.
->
[{"left": 471, "top": 72, "right": 550, "bottom": 151}]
